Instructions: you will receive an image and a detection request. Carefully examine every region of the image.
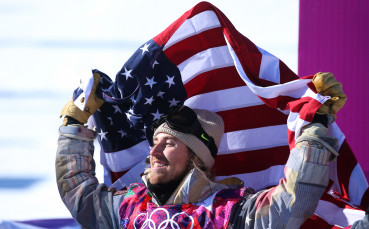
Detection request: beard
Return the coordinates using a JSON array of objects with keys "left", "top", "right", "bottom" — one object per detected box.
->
[{"left": 147, "top": 157, "right": 192, "bottom": 185}]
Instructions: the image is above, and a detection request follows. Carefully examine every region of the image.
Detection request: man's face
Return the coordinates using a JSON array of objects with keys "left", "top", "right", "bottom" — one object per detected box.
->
[{"left": 149, "top": 132, "right": 192, "bottom": 184}]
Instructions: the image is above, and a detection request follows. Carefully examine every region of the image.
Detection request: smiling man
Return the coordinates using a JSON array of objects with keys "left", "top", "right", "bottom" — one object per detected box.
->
[
  {"left": 55, "top": 72, "right": 368, "bottom": 229},
  {"left": 149, "top": 133, "right": 191, "bottom": 184}
]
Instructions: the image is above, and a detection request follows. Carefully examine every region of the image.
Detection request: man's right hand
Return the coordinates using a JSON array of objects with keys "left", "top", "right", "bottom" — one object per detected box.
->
[{"left": 60, "top": 71, "right": 105, "bottom": 125}]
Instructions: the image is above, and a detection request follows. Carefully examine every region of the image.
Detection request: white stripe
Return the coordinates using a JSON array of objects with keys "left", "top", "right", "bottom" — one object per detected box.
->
[
  {"left": 103, "top": 140, "right": 150, "bottom": 172},
  {"left": 349, "top": 164, "right": 369, "bottom": 205},
  {"left": 328, "top": 159, "right": 342, "bottom": 195},
  {"left": 328, "top": 122, "right": 346, "bottom": 148},
  {"left": 315, "top": 200, "right": 366, "bottom": 227},
  {"left": 184, "top": 86, "right": 263, "bottom": 112},
  {"left": 164, "top": 10, "right": 221, "bottom": 50},
  {"left": 216, "top": 165, "right": 284, "bottom": 191},
  {"left": 225, "top": 36, "right": 313, "bottom": 99},
  {"left": 303, "top": 87, "right": 331, "bottom": 104},
  {"left": 286, "top": 89, "right": 330, "bottom": 139},
  {"left": 218, "top": 125, "right": 288, "bottom": 155},
  {"left": 287, "top": 111, "right": 310, "bottom": 139},
  {"left": 110, "top": 159, "right": 146, "bottom": 190},
  {"left": 288, "top": 116, "right": 345, "bottom": 144},
  {"left": 74, "top": 71, "right": 94, "bottom": 110},
  {"left": 248, "top": 76, "right": 311, "bottom": 99},
  {"left": 178, "top": 46, "right": 234, "bottom": 84},
  {"left": 257, "top": 46, "right": 280, "bottom": 84}
]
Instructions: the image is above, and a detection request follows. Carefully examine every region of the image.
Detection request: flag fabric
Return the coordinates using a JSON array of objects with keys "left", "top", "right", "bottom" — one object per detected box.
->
[{"left": 73, "top": 2, "right": 368, "bottom": 227}]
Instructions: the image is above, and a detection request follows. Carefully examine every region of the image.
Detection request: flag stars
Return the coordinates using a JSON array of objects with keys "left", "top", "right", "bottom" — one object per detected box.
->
[
  {"left": 152, "top": 60, "right": 159, "bottom": 68},
  {"left": 126, "top": 112, "right": 132, "bottom": 121},
  {"left": 113, "top": 105, "right": 122, "bottom": 114},
  {"left": 145, "top": 76, "right": 157, "bottom": 89},
  {"left": 118, "top": 129, "right": 127, "bottom": 138},
  {"left": 118, "top": 88, "right": 123, "bottom": 98},
  {"left": 126, "top": 109, "right": 135, "bottom": 122},
  {"left": 98, "top": 129, "right": 108, "bottom": 141},
  {"left": 130, "top": 96, "right": 136, "bottom": 104},
  {"left": 140, "top": 43, "right": 150, "bottom": 55},
  {"left": 151, "top": 109, "right": 163, "bottom": 121},
  {"left": 168, "top": 98, "right": 180, "bottom": 107},
  {"left": 245, "top": 216, "right": 252, "bottom": 226},
  {"left": 107, "top": 117, "right": 114, "bottom": 126},
  {"left": 157, "top": 91, "right": 165, "bottom": 99},
  {"left": 165, "top": 75, "right": 175, "bottom": 88},
  {"left": 121, "top": 67, "right": 133, "bottom": 80},
  {"left": 144, "top": 96, "right": 154, "bottom": 105}
]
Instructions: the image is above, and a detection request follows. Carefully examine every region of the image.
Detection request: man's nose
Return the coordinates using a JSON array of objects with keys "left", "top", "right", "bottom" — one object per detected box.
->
[{"left": 150, "top": 142, "right": 164, "bottom": 156}]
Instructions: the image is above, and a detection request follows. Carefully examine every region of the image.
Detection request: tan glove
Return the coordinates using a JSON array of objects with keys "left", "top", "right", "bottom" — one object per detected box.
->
[
  {"left": 60, "top": 71, "right": 105, "bottom": 125},
  {"left": 312, "top": 72, "right": 347, "bottom": 119}
]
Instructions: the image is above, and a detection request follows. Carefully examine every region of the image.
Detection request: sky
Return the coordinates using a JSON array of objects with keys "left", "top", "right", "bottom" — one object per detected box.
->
[{"left": 0, "top": 0, "right": 299, "bottom": 221}]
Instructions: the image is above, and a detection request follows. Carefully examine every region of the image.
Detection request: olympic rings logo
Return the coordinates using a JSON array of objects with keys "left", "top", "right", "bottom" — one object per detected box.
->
[{"left": 133, "top": 208, "right": 195, "bottom": 229}]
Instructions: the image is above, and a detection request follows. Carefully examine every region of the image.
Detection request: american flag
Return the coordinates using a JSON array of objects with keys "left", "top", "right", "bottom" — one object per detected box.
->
[{"left": 74, "top": 2, "right": 368, "bottom": 227}]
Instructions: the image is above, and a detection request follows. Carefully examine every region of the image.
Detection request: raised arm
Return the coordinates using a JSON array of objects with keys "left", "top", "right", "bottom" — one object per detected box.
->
[
  {"left": 228, "top": 72, "right": 346, "bottom": 228},
  {"left": 56, "top": 72, "right": 124, "bottom": 228}
]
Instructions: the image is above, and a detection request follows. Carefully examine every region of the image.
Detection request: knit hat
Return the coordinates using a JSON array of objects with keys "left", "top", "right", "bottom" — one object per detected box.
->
[{"left": 153, "top": 107, "right": 224, "bottom": 168}]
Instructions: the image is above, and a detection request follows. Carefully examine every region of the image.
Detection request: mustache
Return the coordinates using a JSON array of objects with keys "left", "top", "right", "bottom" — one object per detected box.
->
[{"left": 150, "top": 156, "right": 168, "bottom": 164}]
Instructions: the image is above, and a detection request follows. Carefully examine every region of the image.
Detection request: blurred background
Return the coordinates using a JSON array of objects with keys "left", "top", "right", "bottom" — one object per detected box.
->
[{"left": 0, "top": 0, "right": 299, "bottom": 221}]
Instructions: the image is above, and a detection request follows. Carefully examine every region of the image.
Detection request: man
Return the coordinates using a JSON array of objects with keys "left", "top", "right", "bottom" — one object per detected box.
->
[{"left": 56, "top": 72, "right": 366, "bottom": 228}]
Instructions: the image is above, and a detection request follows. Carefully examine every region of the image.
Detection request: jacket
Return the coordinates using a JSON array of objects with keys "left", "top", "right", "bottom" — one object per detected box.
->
[{"left": 56, "top": 123, "right": 335, "bottom": 228}]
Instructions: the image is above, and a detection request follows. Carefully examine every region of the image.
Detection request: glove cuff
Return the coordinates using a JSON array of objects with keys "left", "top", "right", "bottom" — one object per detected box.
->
[
  {"left": 313, "top": 113, "right": 336, "bottom": 127},
  {"left": 297, "top": 123, "right": 339, "bottom": 160},
  {"left": 60, "top": 100, "right": 90, "bottom": 125}
]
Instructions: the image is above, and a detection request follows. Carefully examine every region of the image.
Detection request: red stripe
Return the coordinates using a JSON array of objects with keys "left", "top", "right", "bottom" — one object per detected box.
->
[
  {"left": 209, "top": 7, "right": 262, "bottom": 84},
  {"left": 220, "top": 18, "right": 286, "bottom": 87},
  {"left": 259, "top": 94, "right": 320, "bottom": 116},
  {"left": 110, "top": 170, "right": 128, "bottom": 183},
  {"left": 337, "top": 140, "right": 358, "bottom": 200},
  {"left": 254, "top": 78, "right": 312, "bottom": 111},
  {"left": 288, "top": 129, "right": 296, "bottom": 150},
  {"left": 214, "top": 146, "right": 290, "bottom": 175},
  {"left": 184, "top": 66, "right": 245, "bottom": 98},
  {"left": 279, "top": 60, "right": 300, "bottom": 83},
  {"left": 218, "top": 105, "right": 288, "bottom": 133},
  {"left": 287, "top": 96, "right": 314, "bottom": 112},
  {"left": 153, "top": 2, "right": 216, "bottom": 46},
  {"left": 360, "top": 188, "right": 369, "bottom": 210},
  {"left": 216, "top": 2, "right": 298, "bottom": 86},
  {"left": 287, "top": 96, "right": 321, "bottom": 122},
  {"left": 258, "top": 95, "right": 302, "bottom": 111},
  {"left": 298, "top": 99, "right": 321, "bottom": 122},
  {"left": 320, "top": 192, "right": 363, "bottom": 210},
  {"left": 164, "top": 27, "right": 226, "bottom": 66}
]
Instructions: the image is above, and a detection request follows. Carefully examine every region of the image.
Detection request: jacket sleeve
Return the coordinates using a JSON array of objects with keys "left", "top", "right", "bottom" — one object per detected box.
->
[
  {"left": 228, "top": 123, "right": 336, "bottom": 229},
  {"left": 350, "top": 212, "right": 369, "bottom": 228},
  {"left": 56, "top": 125, "right": 125, "bottom": 229}
]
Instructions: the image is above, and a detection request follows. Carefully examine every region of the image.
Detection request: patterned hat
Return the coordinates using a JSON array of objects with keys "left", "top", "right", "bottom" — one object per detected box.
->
[{"left": 154, "top": 108, "right": 224, "bottom": 168}]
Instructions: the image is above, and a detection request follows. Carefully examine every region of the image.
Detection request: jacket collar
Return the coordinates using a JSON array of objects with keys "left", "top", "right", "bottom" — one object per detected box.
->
[{"left": 142, "top": 166, "right": 244, "bottom": 206}]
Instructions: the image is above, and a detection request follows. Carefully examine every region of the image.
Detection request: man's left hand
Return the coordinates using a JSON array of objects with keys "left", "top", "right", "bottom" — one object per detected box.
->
[{"left": 312, "top": 72, "right": 347, "bottom": 119}]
